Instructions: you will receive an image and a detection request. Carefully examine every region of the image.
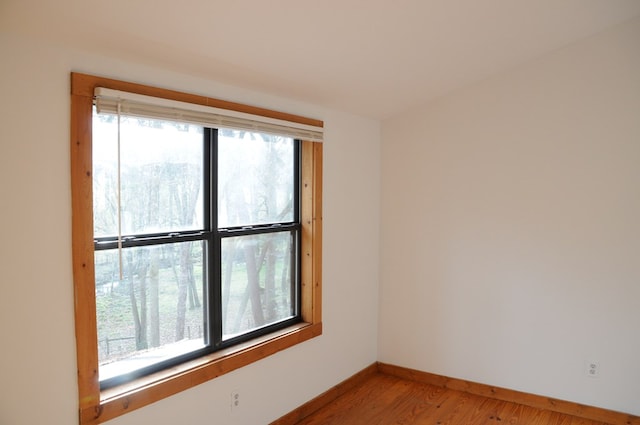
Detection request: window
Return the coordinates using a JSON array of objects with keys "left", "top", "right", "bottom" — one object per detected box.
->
[{"left": 71, "top": 73, "right": 323, "bottom": 424}]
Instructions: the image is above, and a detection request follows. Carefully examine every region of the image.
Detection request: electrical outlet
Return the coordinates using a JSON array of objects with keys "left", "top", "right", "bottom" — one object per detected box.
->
[
  {"left": 231, "top": 390, "right": 241, "bottom": 412},
  {"left": 586, "top": 361, "right": 599, "bottom": 378}
]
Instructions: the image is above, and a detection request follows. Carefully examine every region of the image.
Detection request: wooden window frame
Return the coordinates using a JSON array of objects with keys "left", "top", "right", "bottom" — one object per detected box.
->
[{"left": 70, "top": 72, "right": 323, "bottom": 424}]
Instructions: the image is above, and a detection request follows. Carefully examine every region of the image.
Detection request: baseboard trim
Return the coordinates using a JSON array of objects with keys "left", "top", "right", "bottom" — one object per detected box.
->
[
  {"left": 378, "top": 363, "right": 639, "bottom": 425},
  {"left": 269, "top": 363, "right": 378, "bottom": 425},
  {"left": 271, "top": 362, "right": 639, "bottom": 425}
]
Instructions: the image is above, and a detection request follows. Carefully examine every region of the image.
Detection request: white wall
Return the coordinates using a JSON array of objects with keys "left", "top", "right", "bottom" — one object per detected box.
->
[
  {"left": 0, "top": 32, "right": 380, "bottom": 424},
  {"left": 379, "top": 17, "right": 640, "bottom": 415}
]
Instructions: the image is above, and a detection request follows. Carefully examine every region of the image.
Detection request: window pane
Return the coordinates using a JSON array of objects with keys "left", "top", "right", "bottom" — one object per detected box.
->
[
  {"left": 218, "top": 129, "right": 294, "bottom": 228},
  {"left": 95, "top": 241, "right": 206, "bottom": 382},
  {"left": 221, "top": 232, "right": 296, "bottom": 340},
  {"left": 93, "top": 109, "right": 204, "bottom": 237}
]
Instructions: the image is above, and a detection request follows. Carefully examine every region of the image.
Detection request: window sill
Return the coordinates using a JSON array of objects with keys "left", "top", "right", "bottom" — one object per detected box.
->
[{"left": 83, "top": 322, "right": 322, "bottom": 424}]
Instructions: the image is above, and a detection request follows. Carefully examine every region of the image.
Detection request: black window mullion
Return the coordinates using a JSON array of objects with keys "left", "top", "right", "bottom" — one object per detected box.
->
[{"left": 206, "top": 128, "right": 223, "bottom": 348}]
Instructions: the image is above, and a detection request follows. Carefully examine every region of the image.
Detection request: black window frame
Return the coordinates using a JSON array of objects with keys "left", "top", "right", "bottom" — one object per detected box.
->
[{"left": 93, "top": 119, "right": 303, "bottom": 389}]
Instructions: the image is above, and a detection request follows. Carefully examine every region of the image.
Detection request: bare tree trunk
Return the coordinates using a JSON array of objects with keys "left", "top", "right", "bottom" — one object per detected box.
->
[
  {"left": 263, "top": 141, "right": 278, "bottom": 322},
  {"left": 243, "top": 241, "right": 265, "bottom": 328},
  {"left": 264, "top": 248, "right": 277, "bottom": 322},
  {"left": 175, "top": 243, "right": 191, "bottom": 341},
  {"left": 149, "top": 248, "right": 160, "bottom": 347},
  {"left": 232, "top": 236, "right": 275, "bottom": 332},
  {"left": 172, "top": 163, "right": 200, "bottom": 341},
  {"left": 128, "top": 252, "right": 148, "bottom": 350},
  {"left": 139, "top": 270, "right": 148, "bottom": 348},
  {"left": 222, "top": 239, "right": 235, "bottom": 325},
  {"left": 280, "top": 235, "right": 291, "bottom": 313},
  {"left": 144, "top": 168, "right": 160, "bottom": 348},
  {"left": 232, "top": 287, "right": 249, "bottom": 334},
  {"left": 188, "top": 280, "right": 200, "bottom": 309}
]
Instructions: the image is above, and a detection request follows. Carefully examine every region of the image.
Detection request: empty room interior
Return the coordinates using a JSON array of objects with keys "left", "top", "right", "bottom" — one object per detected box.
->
[{"left": 1, "top": 1, "right": 639, "bottom": 424}]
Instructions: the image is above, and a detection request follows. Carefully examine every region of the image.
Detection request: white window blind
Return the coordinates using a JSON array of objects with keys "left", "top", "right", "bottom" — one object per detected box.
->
[{"left": 94, "top": 87, "right": 324, "bottom": 142}]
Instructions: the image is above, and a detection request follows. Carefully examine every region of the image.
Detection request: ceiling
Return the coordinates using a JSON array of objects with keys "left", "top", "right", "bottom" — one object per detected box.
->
[{"left": 2, "top": 0, "right": 640, "bottom": 119}]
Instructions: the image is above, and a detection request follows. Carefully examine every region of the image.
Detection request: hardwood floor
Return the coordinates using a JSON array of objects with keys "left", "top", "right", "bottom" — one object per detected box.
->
[{"left": 292, "top": 373, "right": 609, "bottom": 425}]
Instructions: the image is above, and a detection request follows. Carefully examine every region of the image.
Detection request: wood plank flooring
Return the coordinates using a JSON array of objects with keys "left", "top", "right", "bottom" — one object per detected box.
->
[{"left": 293, "top": 373, "right": 610, "bottom": 425}]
